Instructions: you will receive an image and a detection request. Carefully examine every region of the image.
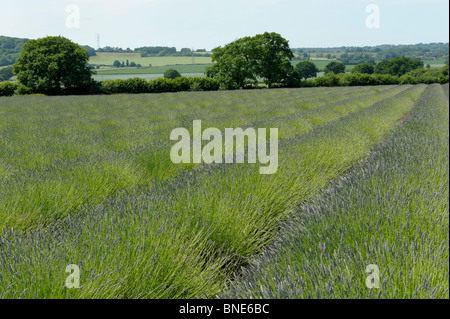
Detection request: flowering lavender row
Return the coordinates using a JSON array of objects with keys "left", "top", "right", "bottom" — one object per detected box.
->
[{"left": 225, "top": 84, "right": 449, "bottom": 299}]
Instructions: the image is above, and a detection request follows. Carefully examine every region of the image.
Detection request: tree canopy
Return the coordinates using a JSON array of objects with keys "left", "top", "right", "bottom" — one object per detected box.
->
[
  {"left": 352, "top": 62, "right": 374, "bottom": 74},
  {"left": 81, "top": 45, "right": 97, "bottom": 56},
  {"left": 324, "top": 61, "right": 346, "bottom": 74},
  {"left": 206, "top": 32, "right": 294, "bottom": 89},
  {"left": 0, "top": 66, "right": 14, "bottom": 82},
  {"left": 13, "top": 36, "right": 94, "bottom": 95},
  {"left": 374, "top": 56, "right": 423, "bottom": 76},
  {"left": 295, "top": 61, "right": 319, "bottom": 79},
  {"left": 164, "top": 69, "right": 182, "bottom": 79}
]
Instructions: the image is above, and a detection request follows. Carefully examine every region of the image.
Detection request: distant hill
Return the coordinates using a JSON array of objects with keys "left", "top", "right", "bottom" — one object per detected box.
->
[
  {"left": 2, "top": 34, "right": 448, "bottom": 69},
  {"left": 293, "top": 43, "right": 449, "bottom": 61},
  {"left": 0, "top": 36, "right": 30, "bottom": 67},
  {"left": 0, "top": 35, "right": 96, "bottom": 68}
]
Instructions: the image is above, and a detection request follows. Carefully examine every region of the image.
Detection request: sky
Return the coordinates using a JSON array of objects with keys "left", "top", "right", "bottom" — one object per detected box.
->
[{"left": 0, "top": 0, "right": 448, "bottom": 50}]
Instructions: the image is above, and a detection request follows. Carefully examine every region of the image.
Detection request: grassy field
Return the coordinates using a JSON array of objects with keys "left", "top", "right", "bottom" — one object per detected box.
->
[
  {"left": 89, "top": 52, "right": 212, "bottom": 67},
  {"left": 0, "top": 84, "right": 447, "bottom": 298}
]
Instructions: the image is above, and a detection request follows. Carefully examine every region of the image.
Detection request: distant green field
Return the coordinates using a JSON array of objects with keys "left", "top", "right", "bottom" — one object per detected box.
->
[
  {"left": 97, "top": 59, "right": 333, "bottom": 76},
  {"left": 89, "top": 52, "right": 212, "bottom": 67},
  {"left": 91, "top": 55, "right": 445, "bottom": 78},
  {"left": 292, "top": 59, "right": 330, "bottom": 71},
  {"left": 307, "top": 52, "right": 378, "bottom": 59},
  {"left": 423, "top": 59, "right": 446, "bottom": 69},
  {"left": 293, "top": 59, "right": 356, "bottom": 72},
  {"left": 95, "top": 64, "right": 212, "bottom": 75},
  {"left": 92, "top": 73, "right": 205, "bottom": 82}
]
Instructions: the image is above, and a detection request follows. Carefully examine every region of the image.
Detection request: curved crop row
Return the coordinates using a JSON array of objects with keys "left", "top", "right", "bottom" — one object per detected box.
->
[{"left": 224, "top": 84, "right": 449, "bottom": 299}]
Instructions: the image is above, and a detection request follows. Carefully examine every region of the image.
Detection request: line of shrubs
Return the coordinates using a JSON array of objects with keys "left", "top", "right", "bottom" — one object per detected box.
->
[
  {"left": 1, "top": 67, "right": 448, "bottom": 97},
  {"left": 286, "top": 65, "right": 448, "bottom": 88},
  {"left": 296, "top": 69, "right": 449, "bottom": 88},
  {"left": 0, "top": 77, "right": 220, "bottom": 97},
  {"left": 101, "top": 77, "right": 220, "bottom": 94},
  {"left": 0, "top": 82, "right": 33, "bottom": 96}
]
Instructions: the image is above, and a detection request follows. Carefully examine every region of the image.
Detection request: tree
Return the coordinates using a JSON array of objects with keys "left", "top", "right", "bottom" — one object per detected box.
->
[
  {"left": 373, "top": 60, "right": 390, "bottom": 75},
  {"left": 126, "top": 60, "right": 129, "bottom": 67},
  {"left": 324, "top": 61, "right": 346, "bottom": 74},
  {"left": 0, "top": 82, "right": 17, "bottom": 96},
  {"left": 374, "top": 56, "right": 423, "bottom": 76},
  {"left": 441, "top": 65, "right": 449, "bottom": 76},
  {"left": 130, "top": 61, "right": 137, "bottom": 67},
  {"left": 81, "top": 45, "right": 97, "bottom": 56},
  {"left": 164, "top": 69, "right": 181, "bottom": 79},
  {"left": 252, "top": 32, "right": 294, "bottom": 88},
  {"left": 13, "top": 36, "right": 94, "bottom": 95},
  {"left": 0, "top": 66, "right": 14, "bottom": 81},
  {"left": 113, "top": 60, "right": 121, "bottom": 67},
  {"left": 295, "top": 61, "right": 319, "bottom": 79},
  {"left": 206, "top": 32, "right": 294, "bottom": 89},
  {"left": 206, "top": 38, "right": 256, "bottom": 89},
  {"left": 426, "top": 64, "right": 431, "bottom": 69},
  {"left": 352, "top": 62, "right": 374, "bottom": 74}
]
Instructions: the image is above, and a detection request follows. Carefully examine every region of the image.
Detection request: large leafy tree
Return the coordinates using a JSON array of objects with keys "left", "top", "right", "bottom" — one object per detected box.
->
[
  {"left": 206, "top": 32, "right": 294, "bottom": 89},
  {"left": 13, "top": 36, "right": 94, "bottom": 95},
  {"left": 251, "top": 32, "right": 294, "bottom": 88},
  {"left": 206, "top": 36, "right": 257, "bottom": 89}
]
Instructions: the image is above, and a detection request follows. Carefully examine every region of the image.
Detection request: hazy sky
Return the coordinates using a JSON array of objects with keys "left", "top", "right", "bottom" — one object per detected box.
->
[{"left": 1, "top": 0, "right": 448, "bottom": 50}]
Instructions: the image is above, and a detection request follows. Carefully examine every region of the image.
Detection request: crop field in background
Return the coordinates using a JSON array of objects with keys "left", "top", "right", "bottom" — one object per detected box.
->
[
  {"left": 88, "top": 54, "right": 444, "bottom": 80},
  {"left": 0, "top": 84, "right": 448, "bottom": 298},
  {"left": 91, "top": 72, "right": 206, "bottom": 82},
  {"left": 93, "top": 60, "right": 352, "bottom": 80},
  {"left": 94, "top": 64, "right": 213, "bottom": 75},
  {"left": 89, "top": 52, "right": 212, "bottom": 67},
  {"left": 90, "top": 54, "right": 359, "bottom": 79},
  {"left": 305, "top": 52, "right": 378, "bottom": 59},
  {"left": 423, "top": 59, "right": 447, "bottom": 69}
]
